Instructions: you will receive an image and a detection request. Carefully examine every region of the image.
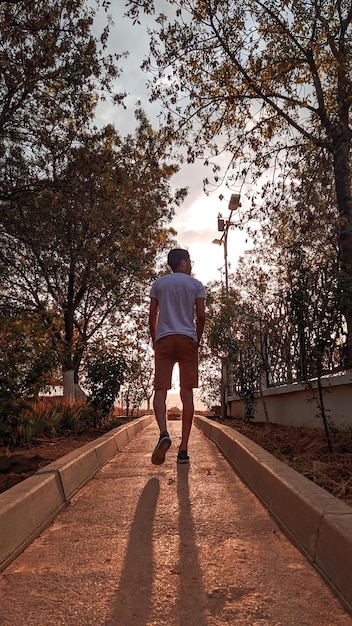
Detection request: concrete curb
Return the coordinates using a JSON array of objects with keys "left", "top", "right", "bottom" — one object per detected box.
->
[
  {"left": 0, "top": 414, "right": 154, "bottom": 573},
  {"left": 194, "top": 415, "right": 352, "bottom": 615}
]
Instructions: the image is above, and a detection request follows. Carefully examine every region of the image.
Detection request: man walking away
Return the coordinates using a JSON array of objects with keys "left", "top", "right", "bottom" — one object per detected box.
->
[{"left": 149, "top": 248, "right": 206, "bottom": 465}]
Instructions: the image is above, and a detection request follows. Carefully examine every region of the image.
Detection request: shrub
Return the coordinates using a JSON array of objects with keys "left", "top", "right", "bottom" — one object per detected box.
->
[{"left": 85, "top": 347, "right": 126, "bottom": 426}]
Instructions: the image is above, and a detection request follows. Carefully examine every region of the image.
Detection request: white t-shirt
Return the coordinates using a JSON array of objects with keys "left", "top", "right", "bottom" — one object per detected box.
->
[{"left": 149, "top": 272, "right": 206, "bottom": 342}]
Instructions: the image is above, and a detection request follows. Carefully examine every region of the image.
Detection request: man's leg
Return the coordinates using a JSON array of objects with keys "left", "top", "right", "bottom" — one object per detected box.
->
[
  {"left": 178, "top": 336, "right": 197, "bottom": 456},
  {"left": 153, "top": 337, "right": 174, "bottom": 434},
  {"left": 151, "top": 389, "right": 171, "bottom": 465},
  {"left": 153, "top": 389, "right": 168, "bottom": 433},
  {"left": 151, "top": 339, "right": 174, "bottom": 465},
  {"left": 179, "top": 386, "right": 194, "bottom": 452}
]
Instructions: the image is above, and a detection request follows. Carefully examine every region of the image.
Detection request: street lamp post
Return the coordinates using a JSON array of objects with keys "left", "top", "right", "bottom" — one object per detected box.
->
[
  {"left": 212, "top": 229, "right": 229, "bottom": 297},
  {"left": 212, "top": 193, "right": 241, "bottom": 297},
  {"left": 212, "top": 193, "right": 241, "bottom": 419}
]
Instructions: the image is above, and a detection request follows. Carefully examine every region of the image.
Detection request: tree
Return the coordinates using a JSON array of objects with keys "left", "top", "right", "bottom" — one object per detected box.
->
[
  {"left": 204, "top": 277, "right": 267, "bottom": 421},
  {"left": 0, "top": 307, "right": 61, "bottom": 444},
  {"left": 121, "top": 360, "right": 147, "bottom": 417},
  {"left": 1, "top": 1, "right": 186, "bottom": 397},
  {"left": 0, "top": 0, "right": 123, "bottom": 177},
  {"left": 198, "top": 342, "right": 222, "bottom": 412},
  {"left": 126, "top": 0, "right": 352, "bottom": 363},
  {"left": 85, "top": 343, "right": 126, "bottom": 425},
  {"left": 215, "top": 178, "right": 345, "bottom": 432},
  {"left": 122, "top": 338, "right": 155, "bottom": 414},
  {"left": 246, "top": 145, "right": 346, "bottom": 382},
  {"left": 109, "top": 301, "right": 157, "bottom": 415},
  {"left": 0, "top": 116, "right": 186, "bottom": 396},
  {"left": 125, "top": 305, "right": 156, "bottom": 411}
]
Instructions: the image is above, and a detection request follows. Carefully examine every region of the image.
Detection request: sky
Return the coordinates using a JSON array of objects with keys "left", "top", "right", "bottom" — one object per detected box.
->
[{"left": 92, "top": 2, "right": 250, "bottom": 286}]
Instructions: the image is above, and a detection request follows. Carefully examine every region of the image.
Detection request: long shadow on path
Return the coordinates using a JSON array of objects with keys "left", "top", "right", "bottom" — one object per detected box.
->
[
  {"left": 176, "top": 464, "right": 208, "bottom": 625},
  {"left": 105, "top": 477, "right": 160, "bottom": 626}
]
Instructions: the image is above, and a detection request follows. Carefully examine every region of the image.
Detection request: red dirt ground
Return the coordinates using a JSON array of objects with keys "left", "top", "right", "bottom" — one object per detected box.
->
[
  {"left": 218, "top": 418, "right": 352, "bottom": 507},
  {"left": 0, "top": 428, "right": 103, "bottom": 494}
]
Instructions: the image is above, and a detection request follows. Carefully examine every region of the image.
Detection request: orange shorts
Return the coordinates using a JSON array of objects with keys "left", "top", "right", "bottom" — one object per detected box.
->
[{"left": 154, "top": 334, "right": 199, "bottom": 390}]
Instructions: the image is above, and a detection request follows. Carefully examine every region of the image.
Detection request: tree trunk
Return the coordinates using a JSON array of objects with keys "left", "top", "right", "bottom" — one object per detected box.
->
[
  {"left": 258, "top": 365, "right": 270, "bottom": 425},
  {"left": 73, "top": 345, "right": 84, "bottom": 388},
  {"left": 221, "top": 359, "right": 227, "bottom": 419},
  {"left": 332, "top": 132, "right": 352, "bottom": 368},
  {"left": 74, "top": 383, "right": 87, "bottom": 400},
  {"left": 62, "top": 276, "right": 77, "bottom": 401},
  {"left": 63, "top": 369, "right": 75, "bottom": 400}
]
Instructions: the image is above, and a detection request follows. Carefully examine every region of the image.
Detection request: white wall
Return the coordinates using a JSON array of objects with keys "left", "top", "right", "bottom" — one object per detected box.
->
[{"left": 227, "top": 372, "right": 352, "bottom": 428}]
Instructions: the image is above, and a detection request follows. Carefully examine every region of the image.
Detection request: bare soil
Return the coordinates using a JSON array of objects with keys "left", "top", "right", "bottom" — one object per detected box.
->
[
  {"left": 0, "top": 428, "right": 104, "bottom": 494},
  {"left": 1, "top": 418, "right": 351, "bottom": 507},
  {"left": 218, "top": 418, "right": 352, "bottom": 507}
]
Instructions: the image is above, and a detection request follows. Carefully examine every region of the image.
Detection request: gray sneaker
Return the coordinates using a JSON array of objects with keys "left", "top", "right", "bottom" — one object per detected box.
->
[
  {"left": 177, "top": 450, "right": 189, "bottom": 464},
  {"left": 151, "top": 431, "right": 171, "bottom": 465}
]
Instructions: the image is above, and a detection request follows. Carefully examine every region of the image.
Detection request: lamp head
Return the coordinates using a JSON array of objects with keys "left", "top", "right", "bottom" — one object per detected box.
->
[{"left": 228, "top": 193, "right": 240, "bottom": 210}]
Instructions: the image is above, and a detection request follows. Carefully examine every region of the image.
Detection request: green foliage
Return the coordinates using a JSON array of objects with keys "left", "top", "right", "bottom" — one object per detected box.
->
[
  {"left": 0, "top": 0, "right": 123, "bottom": 161},
  {"left": 120, "top": 357, "right": 147, "bottom": 417},
  {"left": 0, "top": 309, "right": 61, "bottom": 397},
  {"left": 85, "top": 346, "right": 127, "bottom": 422},
  {"left": 204, "top": 206, "right": 346, "bottom": 429},
  {"left": 118, "top": 306, "right": 155, "bottom": 412},
  {"left": 283, "top": 247, "right": 342, "bottom": 451},
  {"left": 0, "top": 398, "right": 93, "bottom": 447},
  {"left": 198, "top": 355, "right": 222, "bottom": 412},
  {"left": 48, "top": 400, "right": 93, "bottom": 433},
  {"left": 121, "top": 386, "right": 145, "bottom": 418},
  {"left": 126, "top": 0, "right": 352, "bottom": 364},
  {"left": 0, "top": 308, "right": 62, "bottom": 445},
  {"left": 126, "top": 0, "right": 352, "bottom": 170},
  {"left": 202, "top": 281, "right": 266, "bottom": 421},
  {"left": 0, "top": 118, "right": 183, "bottom": 393},
  {"left": 0, "top": 1, "right": 185, "bottom": 397},
  {"left": 126, "top": 0, "right": 352, "bottom": 181},
  {"left": 0, "top": 401, "right": 30, "bottom": 448},
  {"left": 257, "top": 190, "right": 345, "bottom": 445}
]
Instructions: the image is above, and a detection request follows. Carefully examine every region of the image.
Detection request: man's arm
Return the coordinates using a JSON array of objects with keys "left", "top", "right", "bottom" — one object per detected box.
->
[
  {"left": 195, "top": 297, "right": 206, "bottom": 343},
  {"left": 149, "top": 297, "right": 159, "bottom": 347}
]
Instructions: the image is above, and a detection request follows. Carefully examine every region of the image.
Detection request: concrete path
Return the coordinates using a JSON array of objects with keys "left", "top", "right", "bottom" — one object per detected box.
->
[{"left": 0, "top": 420, "right": 351, "bottom": 626}]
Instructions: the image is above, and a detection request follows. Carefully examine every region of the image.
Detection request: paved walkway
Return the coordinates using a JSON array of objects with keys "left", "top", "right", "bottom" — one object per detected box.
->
[{"left": 0, "top": 421, "right": 351, "bottom": 626}]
